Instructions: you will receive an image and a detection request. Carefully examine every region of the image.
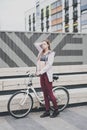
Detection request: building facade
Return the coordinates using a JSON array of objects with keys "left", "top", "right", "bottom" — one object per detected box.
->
[
  {"left": 0, "top": 31, "right": 87, "bottom": 68},
  {"left": 25, "top": 0, "right": 63, "bottom": 32},
  {"left": 80, "top": 0, "right": 87, "bottom": 32},
  {"left": 63, "top": 0, "right": 81, "bottom": 33},
  {"left": 25, "top": 0, "right": 87, "bottom": 33}
]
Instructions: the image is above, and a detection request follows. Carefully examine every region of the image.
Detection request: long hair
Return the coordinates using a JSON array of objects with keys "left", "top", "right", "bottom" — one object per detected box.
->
[
  {"left": 37, "top": 39, "right": 51, "bottom": 60},
  {"left": 43, "top": 39, "right": 51, "bottom": 50}
]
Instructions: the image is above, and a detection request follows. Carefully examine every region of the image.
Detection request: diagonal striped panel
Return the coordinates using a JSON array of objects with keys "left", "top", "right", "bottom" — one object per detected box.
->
[
  {"left": 15, "top": 32, "right": 42, "bottom": 56},
  {"left": 0, "top": 32, "right": 35, "bottom": 66},
  {"left": 6, "top": 32, "right": 37, "bottom": 65},
  {"left": 0, "top": 58, "right": 9, "bottom": 68},
  {"left": 0, "top": 32, "right": 85, "bottom": 68},
  {"left": 54, "top": 34, "right": 83, "bottom": 56},
  {"left": 0, "top": 48, "right": 18, "bottom": 67},
  {"left": 0, "top": 38, "right": 28, "bottom": 67}
]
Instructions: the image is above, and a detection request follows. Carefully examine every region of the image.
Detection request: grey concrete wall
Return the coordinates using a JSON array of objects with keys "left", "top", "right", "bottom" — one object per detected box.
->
[{"left": 0, "top": 32, "right": 87, "bottom": 68}]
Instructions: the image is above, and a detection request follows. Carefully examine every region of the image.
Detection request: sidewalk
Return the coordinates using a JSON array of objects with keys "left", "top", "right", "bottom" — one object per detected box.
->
[{"left": 0, "top": 106, "right": 87, "bottom": 130}]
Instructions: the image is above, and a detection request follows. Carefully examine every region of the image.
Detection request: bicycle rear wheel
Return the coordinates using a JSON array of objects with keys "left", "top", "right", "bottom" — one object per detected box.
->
[
  {"left": 53, "top": 87, "right": 69, "bottom": 112},
  {"left": 7, "top": 91, "right": 33, "bottom": 118}
]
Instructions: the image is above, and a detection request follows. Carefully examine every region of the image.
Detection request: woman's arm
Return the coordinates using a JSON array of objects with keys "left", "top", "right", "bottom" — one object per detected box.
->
[
  {"left": 34, "top": 42, "right": 43, "bottom": 52},
  {"left": 40, "top": 51, "right": 55, "bottom": 75}
]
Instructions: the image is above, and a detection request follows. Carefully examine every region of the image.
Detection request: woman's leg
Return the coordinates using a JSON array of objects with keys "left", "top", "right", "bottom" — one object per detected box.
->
[
  {"left": 44, "top": 73, "right": 58, "bottom": 110},
  {"left": 40, "top": 74, "right": 50, "bottom": 111}
]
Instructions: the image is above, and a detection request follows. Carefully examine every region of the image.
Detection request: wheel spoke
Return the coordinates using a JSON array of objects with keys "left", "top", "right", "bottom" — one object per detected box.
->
[
  {"left": 53, "top": 87, "right": 69, "bottom": 112},
  {"left": 8, "top": 91, "right": 33, "bottom": 118}
]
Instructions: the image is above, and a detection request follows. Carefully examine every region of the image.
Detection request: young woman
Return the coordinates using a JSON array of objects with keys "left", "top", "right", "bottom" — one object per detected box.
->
[{"left": 34, "top": 40, "right": 59, "bottom": 118}]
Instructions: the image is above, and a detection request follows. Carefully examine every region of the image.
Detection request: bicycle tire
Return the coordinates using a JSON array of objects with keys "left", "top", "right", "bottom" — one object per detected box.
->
[
  {"left": 53, "top": 87, "right": 69, "bottom": 112},
  {"left": 7, "top": 91, "right": 33, "bottom": 118}
]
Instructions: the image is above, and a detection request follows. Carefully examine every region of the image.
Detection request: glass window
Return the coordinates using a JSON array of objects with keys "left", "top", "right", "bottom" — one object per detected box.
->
[
  {"left": 81, "top": 12, "right": 87, "bottom": 21},
  {"left": 81, "top": 20, "right": 87, "bottom": 25},
  {"left": 51, "top": 11, "right": 62, "bottom": 21},
  {"left": 81, "top": 0, "right": 87, "bottom": 6},
  {"left": 46, "top": 6, "right": 49, "bottom": 18},
  {"left": 51, "top": 0, "right": 62, "bottom": 10},
  {"left": 56, "top": 0, "right": 62, "bottom": 7},
  {"left": 73, "top": 25, "right": 78, "bottom": 32},
  {"left": 52, "top": 23, "right": 62, "bottom": 31},
  {"left": 81, "top": 12, "right": 87, "bottom": 25},
  {"left": 65, "top": 27, "right": 69, "bottom": 32},
  {"left": 81, "top": 4, "right": 87, "bottom": 12},
  {"left": 73, "top": 0, "right": 77, "bottom": 5}
]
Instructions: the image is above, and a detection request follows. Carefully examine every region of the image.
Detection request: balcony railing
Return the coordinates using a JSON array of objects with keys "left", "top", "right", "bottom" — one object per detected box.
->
[
  {"left": 33, "top": 17, "right": 35, "bottom": 23},
  {"left": 65, "top": 1, "right": 69, "bottom": 9},
  {"left": 46, "top": 20, "right": 49, "bottom": 28},
  {"left": 73, "top": 0, "right": 78, "bottom": 6},
  {"left": 41, "top": 13, "right": 44, "bottom": 20},
  {"left": 46, "top": 10, "right": 49, "bottom": 18},
  {"left": 65, "top": 14, "right": 69, "bottom": 24}
]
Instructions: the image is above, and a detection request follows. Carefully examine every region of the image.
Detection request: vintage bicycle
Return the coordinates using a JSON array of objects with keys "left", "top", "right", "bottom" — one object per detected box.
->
[{"left": 7, "top": 71, "right": 69, "bottom": 118}]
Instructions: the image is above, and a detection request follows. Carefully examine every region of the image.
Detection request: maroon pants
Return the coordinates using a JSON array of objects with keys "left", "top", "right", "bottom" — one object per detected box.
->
[{"left": 40, "top": 73, "right": 58, "bottom": 111}]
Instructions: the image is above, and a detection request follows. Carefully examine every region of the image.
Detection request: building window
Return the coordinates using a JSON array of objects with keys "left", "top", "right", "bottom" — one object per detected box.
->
[
  {"left": 81, "top": 12, "right": 87, "bottom": 25},
  {"left": 51, "top": 11, "right": 62, "bottom": 21},
  {"left": 65, "top": 27, "right": 69, "bottom": 32},
  {"left": 29, "top": 15, "right": 31, "bottom": 23},
  {"left": 41, "top": 22, "right": 44, "bottom": 32},
  {"left": 51, "top": 0, "right": 62, "bottom": 10},
  {"left": 41, "top": 9, "right": 44, "bottom": 20},
  {"left": 29, "top": 15, "right": 31, "bottom": 31},
  {"left": 73, "top": 25, "right": 78, "bottom": 32},
  {"left": 73, "top": 6, "right": 78, "bottom": 23},
  {"left": 65, "top": 0, "right": 69, "bottom": 9},
  {"left": 65, "top": 9, "right": 69, "bottom": 24},
  {"left": 46, "top": 6, "right": 49, "bottom": 18},
  {"left": 36, "top": 4, "right": 40, "bottom": 17},
  {"left": 52, "top": 23, "right": 62, "bottom": 31},
  {"left": 73, "top": 0, "right": 77, "bottom": 6},
  {"left": 33, "top": 13, "right": 35, "bottom": 23},
  {"left": 29, "top": 26, "right": 31, "bottom": 31},
  {"left": 46, "top": 20, "right": 49, "bottom": 29},
  {"left": 33, "top": 26, "right": 35, "bottom": 31},
  {"left": 65, "top": 15, "right": 69, "bottom": 24},
  {"left": 81, "top": 4, "right": 87, "bottom": 12}
]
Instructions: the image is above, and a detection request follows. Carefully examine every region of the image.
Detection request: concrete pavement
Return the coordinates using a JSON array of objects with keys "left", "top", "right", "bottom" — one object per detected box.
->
[{"left": 0, "top": 105, "right": 87, "bottom": 130}]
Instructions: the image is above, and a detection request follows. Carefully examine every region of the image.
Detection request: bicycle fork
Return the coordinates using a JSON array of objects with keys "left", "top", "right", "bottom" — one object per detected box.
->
[{"left": 19, "top": 90, "right": 29, "bottom": 106}]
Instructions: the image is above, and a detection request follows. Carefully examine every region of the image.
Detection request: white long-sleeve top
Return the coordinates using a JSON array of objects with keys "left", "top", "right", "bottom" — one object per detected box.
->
[{"left": 34, "top": 42, "right": 55, "bottom": 82}]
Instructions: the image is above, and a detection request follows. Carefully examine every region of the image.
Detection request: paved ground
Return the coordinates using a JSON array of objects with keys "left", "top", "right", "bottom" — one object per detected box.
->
[{"left": 0, "top": 105, "right": 87, "bottom": 130}]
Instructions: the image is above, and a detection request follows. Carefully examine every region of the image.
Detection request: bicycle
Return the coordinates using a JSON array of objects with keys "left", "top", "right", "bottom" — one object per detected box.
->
[{"left": 7, "top": 71, "right": 69, "bottom": 118}]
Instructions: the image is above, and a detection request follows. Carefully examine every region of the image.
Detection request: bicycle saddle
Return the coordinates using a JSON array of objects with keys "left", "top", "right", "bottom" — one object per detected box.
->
[{"left": 53, "top": 75, "right": 59, "bottom": 81}]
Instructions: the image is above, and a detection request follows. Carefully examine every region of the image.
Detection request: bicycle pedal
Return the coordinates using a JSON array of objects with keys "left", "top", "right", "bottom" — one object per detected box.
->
[{"left": 39, "top": 103, "right": 44, "bottom": 107}]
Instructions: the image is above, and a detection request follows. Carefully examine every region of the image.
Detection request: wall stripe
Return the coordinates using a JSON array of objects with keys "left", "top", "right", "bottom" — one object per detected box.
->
[
  {"left": 6, "top": 32, "right": 37, "bottom": 65},
  {"left": 0, "top": 32, "right": 35, "bottom": 66},
  {"left": 0, "top": 32, "right": 85, "bottom": 68},
  {"left": 0, "top": 58, "right": 9, "bottom": 68},
  {"left": 0, "top": 38, "right": 28, "bottom": 67},
  {"left": 15, "top": 32, "right": 41, "bottom": 56},
  {"left": 0, "top": 48, "right": 18, "bottom": 67}
]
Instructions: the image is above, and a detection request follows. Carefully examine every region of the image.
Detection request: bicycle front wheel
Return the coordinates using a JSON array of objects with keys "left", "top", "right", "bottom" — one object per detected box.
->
[
  {"left": 7, "top": 91, "right": 33, "bottom": 118},
  {"left": 53, "top": 87, "right": 69, "bottom": 112}
]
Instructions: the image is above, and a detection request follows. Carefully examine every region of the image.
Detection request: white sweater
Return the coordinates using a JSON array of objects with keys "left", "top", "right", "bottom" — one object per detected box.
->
[{"left": 34, "top": 42, "right": 55, "bottom": 82}]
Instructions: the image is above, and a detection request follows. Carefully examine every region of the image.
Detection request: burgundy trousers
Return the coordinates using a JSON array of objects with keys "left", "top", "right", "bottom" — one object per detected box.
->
[{"left": 40, "top": 73, "right": 58, "bottom": 111}]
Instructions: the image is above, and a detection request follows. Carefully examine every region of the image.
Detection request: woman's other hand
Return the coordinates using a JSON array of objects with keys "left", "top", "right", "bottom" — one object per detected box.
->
[{"left": 35, "top": 71, "right": 41, "bottom": 76}]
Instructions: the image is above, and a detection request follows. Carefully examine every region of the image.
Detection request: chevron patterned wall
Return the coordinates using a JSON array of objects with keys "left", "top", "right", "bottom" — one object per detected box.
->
[{"left": 0, "top": 32, "right": 87, "bottom": 68}]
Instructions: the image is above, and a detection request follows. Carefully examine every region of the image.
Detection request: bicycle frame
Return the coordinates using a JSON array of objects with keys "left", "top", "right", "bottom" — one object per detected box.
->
[
  {"left": 23, "top": 73, "right": 44, "bottom": 105},
  {"left": 7, "top": 72, "right": 69, "bottom": 119},
  {"left": 28, "top": 86, "right": 44, "bottom": 105}
]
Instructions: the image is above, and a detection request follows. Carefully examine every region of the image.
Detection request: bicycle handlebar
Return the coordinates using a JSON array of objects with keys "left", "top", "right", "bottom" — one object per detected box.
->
[
  {"left": 26, "top": 71, "right": 59, "bottom": 80},
  {"left": 26, "top": 71, "right": 36, "bottom": 78}
]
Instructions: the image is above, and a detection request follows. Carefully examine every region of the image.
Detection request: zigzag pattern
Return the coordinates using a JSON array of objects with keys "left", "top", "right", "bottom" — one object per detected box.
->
[{"left": 0, "top": 32, "right": 84, "bottom": 68}]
